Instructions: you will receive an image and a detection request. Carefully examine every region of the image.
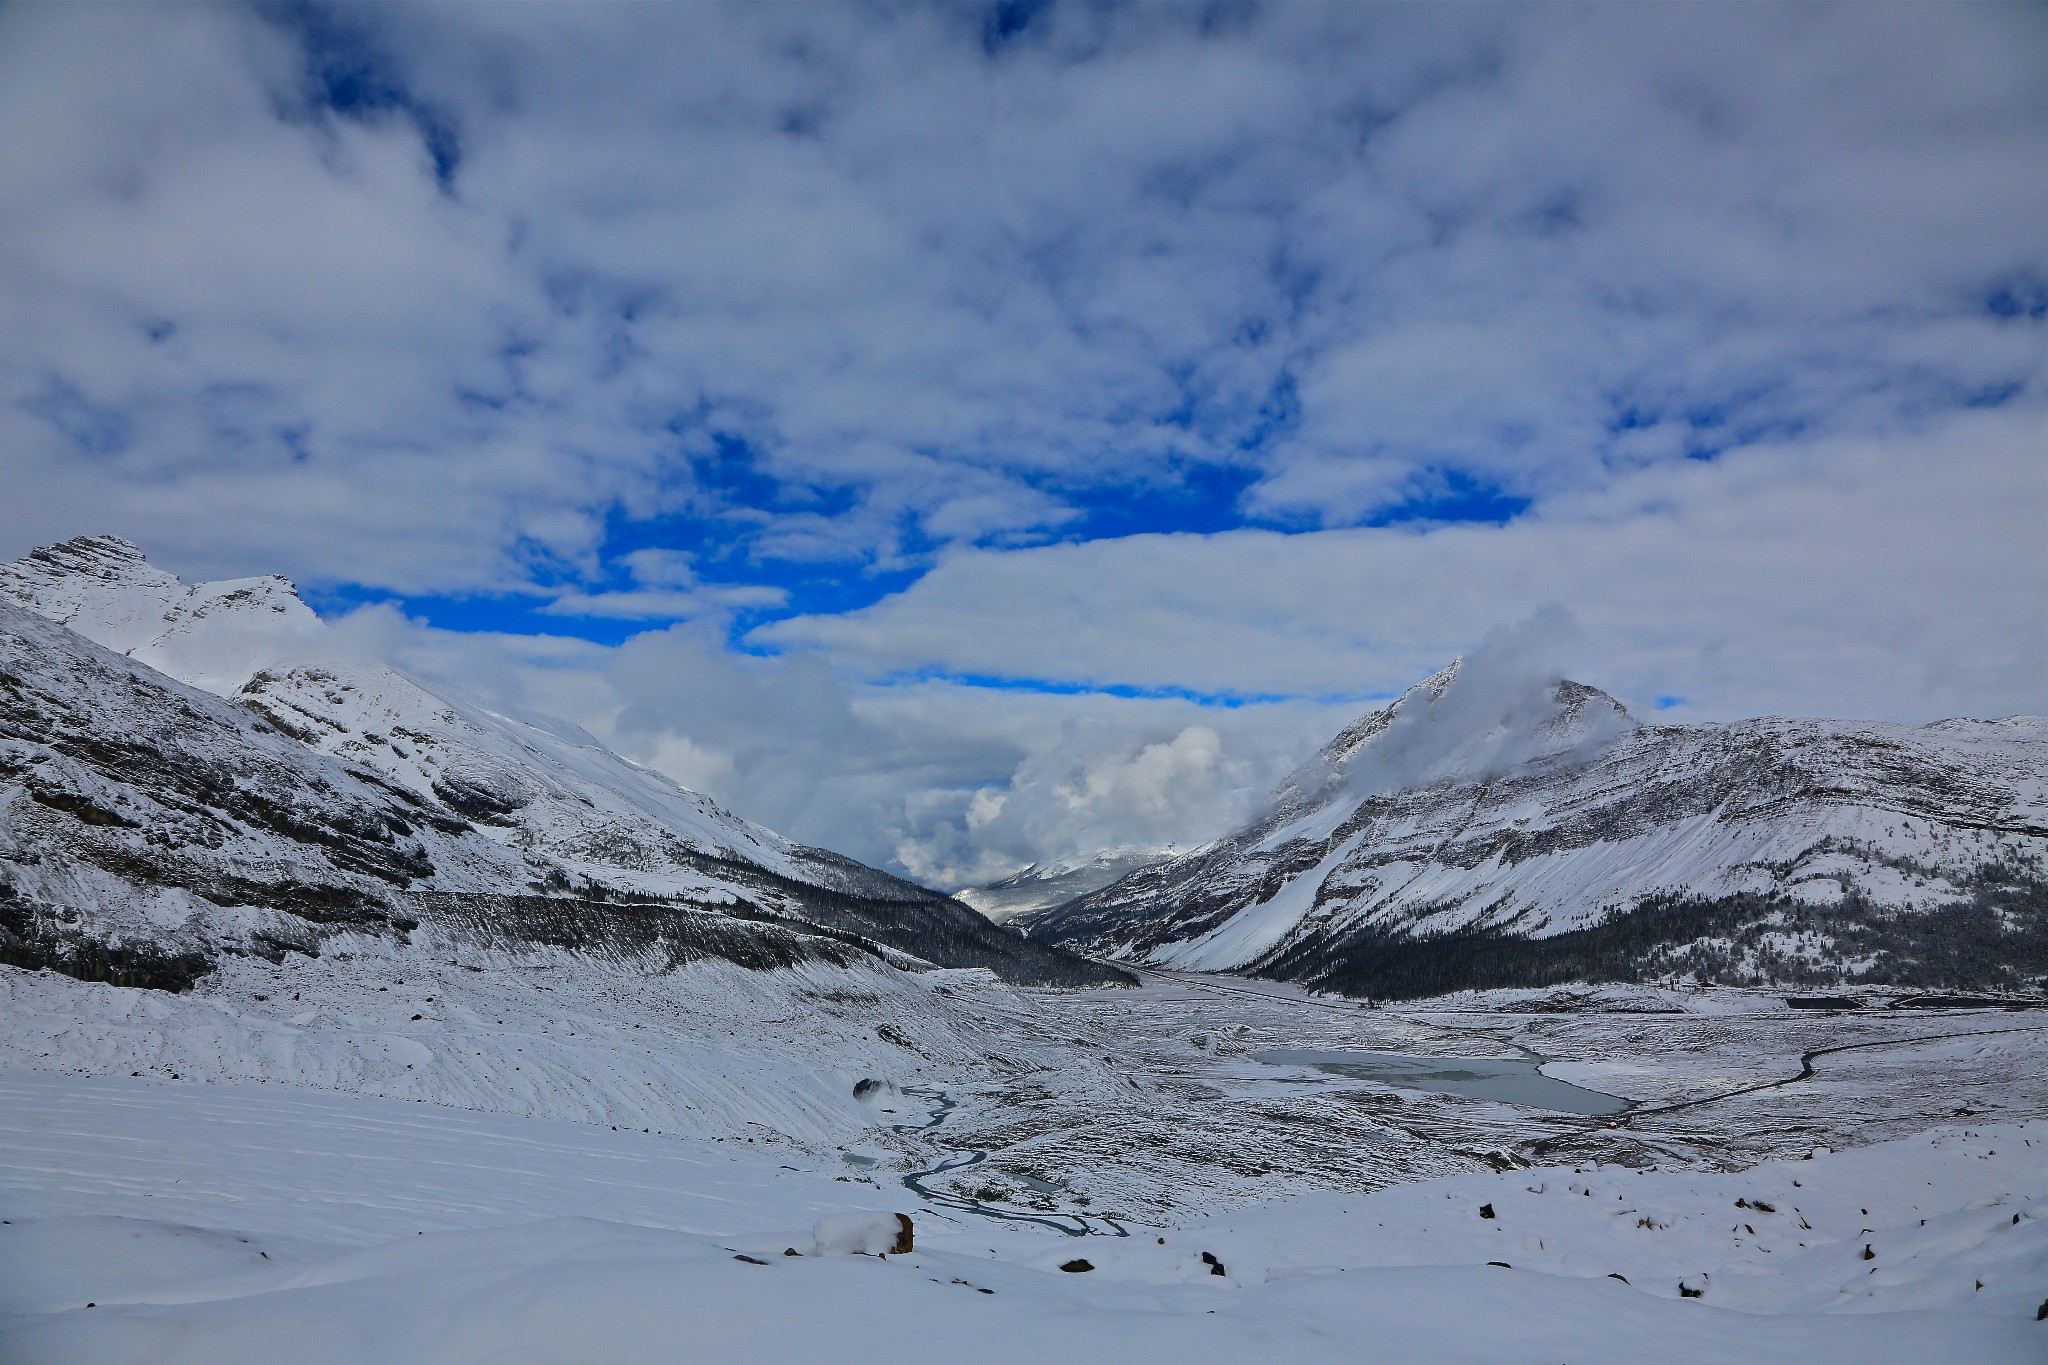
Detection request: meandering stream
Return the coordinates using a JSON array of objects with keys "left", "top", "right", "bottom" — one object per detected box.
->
[{"left": 888, "top": 1086, "right": 1128, "bottom": 1238}]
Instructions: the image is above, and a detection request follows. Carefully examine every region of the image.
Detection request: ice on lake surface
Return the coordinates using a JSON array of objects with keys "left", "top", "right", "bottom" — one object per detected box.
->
[{"left": 1252, "top": 1049, "right": 1630, "bottom": 1115}]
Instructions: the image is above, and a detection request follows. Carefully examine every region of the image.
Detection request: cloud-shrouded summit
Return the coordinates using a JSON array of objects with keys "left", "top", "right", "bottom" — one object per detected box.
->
[{"left": 0, "top": 2, "right": 2042, "bottom": 887}]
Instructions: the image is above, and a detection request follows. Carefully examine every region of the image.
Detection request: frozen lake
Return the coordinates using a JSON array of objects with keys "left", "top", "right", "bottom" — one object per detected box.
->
[{"left": 1252, "top": 1049, "right": 1631, "bottom": 1116}]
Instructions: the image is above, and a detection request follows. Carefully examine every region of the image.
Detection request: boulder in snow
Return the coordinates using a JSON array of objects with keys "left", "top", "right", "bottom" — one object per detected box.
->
[{"left": 811, "top": 1211, "right": 913, "bottom": 1256}]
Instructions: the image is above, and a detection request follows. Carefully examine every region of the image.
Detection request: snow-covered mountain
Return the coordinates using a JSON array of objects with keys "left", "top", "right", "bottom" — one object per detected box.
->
[
  {"left": 0, "top": 534, "right": 328, "bottom": 696},
  {"left": 956, "top": 851, "right": 1170, "bottom": 922},
  {"left": 0, "top": 537, "right": 1124, "bottom": 989},
  {"left": 1021, "top": 663, "right": 2048, "bottom": 997},
  {"left": 0, "top": 595, "right": 533, "bottom": 987}
]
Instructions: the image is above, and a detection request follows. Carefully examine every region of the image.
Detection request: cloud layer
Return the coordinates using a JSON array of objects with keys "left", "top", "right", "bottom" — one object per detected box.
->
[
  {"left": 2, "top": 2, "right": 2043, "bottom": 885},
  {"left": 759, "top": 408, "right": 2048, "bottom": 721},
  {"left": 4, "top": 3, "right": 2042, "bottom": 589}
]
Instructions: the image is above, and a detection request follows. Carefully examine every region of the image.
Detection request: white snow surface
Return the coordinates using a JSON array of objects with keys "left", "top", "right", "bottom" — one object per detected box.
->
[
  {"left": 955, "top": 850, "right": 1169, "bottom": 921},
  {"left": 1154, "top": 831, "right": 1365, "bottom": 970},
  {"left": 3, "top": 1068, "right": 2041, "bottom": 1364},
  {"left": 0, "top": 938, "right": 1075, "bottom": 1148},
  {"left": 0, "top": 535, "right": 328, "bottom": 697},
  {"left": 238, "top": 658, "right": 808, "bottom": 896},
  {"left": 0, "top": 598, "right": 532, "bottom": 962}
]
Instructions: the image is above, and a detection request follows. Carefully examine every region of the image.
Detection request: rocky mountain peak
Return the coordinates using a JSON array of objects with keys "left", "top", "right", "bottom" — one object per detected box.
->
[
  {"left": 1023, "top": 663, "right": 2046, "bottom": 995},
  {"left": 2, "top": 535, "right": 181, "bottom": 620},
  {"left": 23, "top": 533, "right": 153, "bottom": 574}
]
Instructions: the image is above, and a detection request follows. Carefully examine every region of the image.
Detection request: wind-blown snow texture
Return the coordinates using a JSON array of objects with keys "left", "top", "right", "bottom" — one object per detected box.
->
[
  {"left": 1024, "top": 662, "right": 2048, "bottom": 995},
  {"left": 0, "top": 537, "right": 1122, "bottom": 990}
]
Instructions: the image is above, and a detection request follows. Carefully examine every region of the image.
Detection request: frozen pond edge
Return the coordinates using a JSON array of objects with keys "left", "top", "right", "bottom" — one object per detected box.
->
[{"left": 1251, "top": 1049, "right": 1633, "bottom": 1116}]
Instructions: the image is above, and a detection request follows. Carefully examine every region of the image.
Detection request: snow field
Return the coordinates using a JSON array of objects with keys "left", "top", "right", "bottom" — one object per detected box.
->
[
  {"left": 3, "top": 1072, "right": 2042, "bottom": 1364},
  {"left": 0, "top": 943, "right": 1133, "bottom": 1151}
]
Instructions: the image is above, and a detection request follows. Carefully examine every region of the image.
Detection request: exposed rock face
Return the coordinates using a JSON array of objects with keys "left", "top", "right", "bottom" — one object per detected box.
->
[
  {"left": 0, "top": 538, "right": 1129, "bottom": 991},
  {"left": 1023, "top": 667, "right": 2048, "bottom": 997}
]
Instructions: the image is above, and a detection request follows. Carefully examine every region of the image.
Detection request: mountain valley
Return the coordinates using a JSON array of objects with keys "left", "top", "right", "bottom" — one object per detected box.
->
[{"left": 2, "top": 537, "right": 2042, "bottom": 1363}]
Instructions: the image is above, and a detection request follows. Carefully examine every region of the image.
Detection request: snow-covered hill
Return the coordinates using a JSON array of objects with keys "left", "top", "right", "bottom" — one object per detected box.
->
[
  {"left": 1022, "top": 662, "right": 2048, "bottom": 996},
  {"left": 2, "top": 536, "right": 833, "bottom": 898},
  {"left": 240, "top": 659, "right": 817, "bottom": 898},
  {"left": 0, "top": 537, "right": 1123, "bottom": 989},
  {"left": 0, "top": 534, "right": 327, "bottom": 697}
]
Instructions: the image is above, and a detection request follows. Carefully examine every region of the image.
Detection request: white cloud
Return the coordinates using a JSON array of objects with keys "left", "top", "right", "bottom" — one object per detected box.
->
[
  {"left": 3, "top": 3, "right": 2044, "bottom": 888},
  {"left": 756, "top": 406, "right": 2048, "bottom": 723},
  {"left": 1, "top": 3, "right": 2040, "bottom": 591},
  {"left": 553, "top": 617, "right": 1332, "bottom": 884}
]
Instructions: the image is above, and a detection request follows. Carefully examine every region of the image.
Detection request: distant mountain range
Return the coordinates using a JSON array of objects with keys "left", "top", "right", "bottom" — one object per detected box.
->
[
  {"left": 955, "top": 851, "right": 1170, "bottom": 922},
  {"left": 0, "top": 536, "right": 1126, "bottom": 991},
  {"left": 11, "top": 535, "right": 2042, "bottom": 1005},
  {"left": 1020, "top": 662, "right": 2048, "bottom": 997}
]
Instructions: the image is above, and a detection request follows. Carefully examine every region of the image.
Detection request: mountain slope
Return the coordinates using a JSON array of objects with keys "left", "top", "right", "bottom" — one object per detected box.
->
[
  {"left": 1022, "top": 665, "right": 2048, "bottom": 997},
  {"left": 0, "top": 538, "right": 1126, "bottom": 989},
  {"left": 0, "top": 595, "right": 532, "bottom": 987}
]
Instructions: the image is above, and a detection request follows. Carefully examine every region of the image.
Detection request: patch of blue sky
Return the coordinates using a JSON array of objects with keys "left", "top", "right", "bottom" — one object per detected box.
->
[
  {"left": 305, "top": 560, "right": 928, "bottom": 649},
  {"left": 1052, "top": 461, "right": 1262, "bottom": 541},
  {"left": 305, "top": 580, "right": 1389, "bottom": 709},
  {"left": 1962, "top": 379, "right": 2026, "bottom": 409},
  {"left": 1680, "top": 407, "right": 1812, "bottom": 462},
  {"left": 307, "top": 452, "right": 1541, "bottom": 655},
  {"left": 264, "top": 0, "right": 461, "bottom": 187},
  {"left": 1985, "top": 277, "right": 2048, "bottom": 321},
  {"left": 305, "top": 374, "right": 1546, "bottom": 666},
  {"left": 871, "top": 670, "right": 1395, "bottom": 709},
  {"left": 1603, "top": 389, "right": 1823, "bottom": 463},
  {"left": 1364, "top": 470, "right": 1531, "bottom": 528},
  {"left": 979, "top": 0, "right": 1051, "bottom": 56},
  {"left": 302, "top": 584, "right": 640, "bottom": 647}
]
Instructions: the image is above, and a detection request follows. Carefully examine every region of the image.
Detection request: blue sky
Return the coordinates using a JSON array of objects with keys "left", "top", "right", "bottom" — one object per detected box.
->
[
  {"left": 315, "top": 450, "right": 1533, "bottom": 663},
  {"left": 1, "top": 2, "right": 2043, "bottom": 882}
]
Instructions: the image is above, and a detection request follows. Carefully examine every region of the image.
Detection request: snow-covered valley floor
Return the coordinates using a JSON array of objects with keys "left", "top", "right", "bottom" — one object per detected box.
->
[{"left": 3, "top": 952, "right": 2045, "bottom": 1362}]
